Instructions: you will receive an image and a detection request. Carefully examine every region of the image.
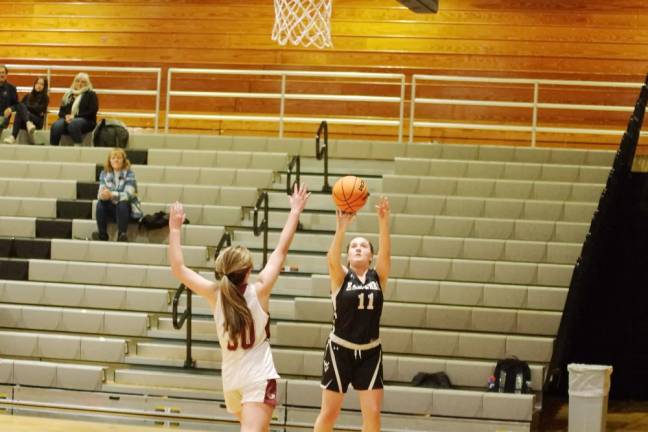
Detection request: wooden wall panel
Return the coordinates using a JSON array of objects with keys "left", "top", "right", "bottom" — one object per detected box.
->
[{"left": 1, "top": 0, "right": 646, "bottom": 147}]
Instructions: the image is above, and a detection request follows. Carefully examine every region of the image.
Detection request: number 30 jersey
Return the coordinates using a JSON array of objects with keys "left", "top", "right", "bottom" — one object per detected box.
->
[{"left": 332, "top": 269, "right": 384, "bottom": 344}]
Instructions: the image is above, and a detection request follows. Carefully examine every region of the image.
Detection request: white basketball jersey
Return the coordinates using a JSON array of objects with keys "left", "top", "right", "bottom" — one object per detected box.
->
[{"left": 214, "top": 283, "right": 279, "bottom": 390}]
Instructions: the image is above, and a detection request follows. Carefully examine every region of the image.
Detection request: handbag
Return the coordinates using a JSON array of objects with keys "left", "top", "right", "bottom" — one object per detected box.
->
[{"left": 130, "top": 196, "right": 143, "bottom": 221}]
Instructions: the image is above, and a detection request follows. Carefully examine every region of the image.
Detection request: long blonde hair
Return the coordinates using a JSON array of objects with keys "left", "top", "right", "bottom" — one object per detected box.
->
[
  {"left": 215, "top": 245, "right": 254, "bottom": 349},
  {"left": 103, "top": 148, "right": 131, "bottom": 173},
  {"left": 63, "top": 72, "right": 93, "bottom": 104}
]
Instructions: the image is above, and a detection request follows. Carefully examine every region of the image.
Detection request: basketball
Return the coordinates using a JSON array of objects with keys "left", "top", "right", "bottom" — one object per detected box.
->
[{"left": 332, "top": 176, "right": 369, "bottom": 213}]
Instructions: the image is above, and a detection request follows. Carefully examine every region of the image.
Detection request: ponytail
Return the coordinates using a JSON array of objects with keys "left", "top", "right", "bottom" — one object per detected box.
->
[{"left": 215, "top": 246, "right": 254, "bottom": 350}]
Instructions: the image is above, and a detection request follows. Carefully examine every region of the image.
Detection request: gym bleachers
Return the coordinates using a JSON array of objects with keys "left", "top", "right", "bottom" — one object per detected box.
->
[{"left": 0, "top": 133, "right": 614, "bottom": 431}]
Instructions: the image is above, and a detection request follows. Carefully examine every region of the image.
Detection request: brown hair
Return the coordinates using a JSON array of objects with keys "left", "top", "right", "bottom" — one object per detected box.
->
[
  {"left": 103, "top": 148, "right": 131, "bottom": 173},
  {"left": 215, "top": 245, "right": 254, "bottom": 349}
]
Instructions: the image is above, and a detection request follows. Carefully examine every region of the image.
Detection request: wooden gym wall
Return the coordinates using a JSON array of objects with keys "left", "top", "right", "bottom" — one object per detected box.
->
[{"left": 1, "top": 0, "right": 647, "bottom": 146}]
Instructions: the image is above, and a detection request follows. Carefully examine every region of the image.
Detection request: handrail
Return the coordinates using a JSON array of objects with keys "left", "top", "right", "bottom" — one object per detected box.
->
[
  {"left": 253, "top": 192, "right": 269, "bottom": 267},
  {"left": 316, "top": 121, "right": 332, "bottom": 192},
  {"left": 214, "top": 231, "right": 233, "bottom": 260},
  {"left": 7, "top": 64, "right": 162, "bottom": 131},
  {"left": 286, "top": 156, "right": 301, "bottom": 195},
  {"left": 165, "top": 68, "right": 405, "bottom": 142},
  {"left": 171, "top": 231, "right": 231, "bottom": 369},
  {"left": 171, "top": 284, "right": 194, "bottom": 369},
  {"left": 410, "top": 74, "right": 647, "bottom": 146}
]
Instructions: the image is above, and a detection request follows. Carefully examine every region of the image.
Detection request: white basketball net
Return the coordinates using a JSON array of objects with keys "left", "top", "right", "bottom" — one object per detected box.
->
[{"left": 272, "top": 0, "right": 333, "bottom": 49}]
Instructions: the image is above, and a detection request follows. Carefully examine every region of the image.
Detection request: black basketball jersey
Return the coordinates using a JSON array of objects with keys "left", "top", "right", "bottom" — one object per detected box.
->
[{"left": 332, "top": 269, "right": 383, "bottom": 344}]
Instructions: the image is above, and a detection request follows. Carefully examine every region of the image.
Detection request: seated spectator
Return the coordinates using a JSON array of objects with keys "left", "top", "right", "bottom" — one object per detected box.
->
[
  {"left": 3, "top": 76, "right": 49, "bottom": 144},
  {"left": 50, "top": 72, "right": 98, "bottom": 146},
  {"left": 0, "top": 65, "right": 18, "bottom": 131},
  {"left": 92, "top": 148, "right": 142, "bottom": 242}
]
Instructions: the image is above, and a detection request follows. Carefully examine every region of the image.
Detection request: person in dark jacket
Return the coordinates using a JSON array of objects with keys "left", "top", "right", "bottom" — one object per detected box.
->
[
  {"left": 0, "top": 65, "right": 18, "bottom": 130},
  {"left": 3, "top": 76, "right": 49, "bottom": 144},
  {"left": 50, "top": 72, "right": 99, "bottom": 146}
]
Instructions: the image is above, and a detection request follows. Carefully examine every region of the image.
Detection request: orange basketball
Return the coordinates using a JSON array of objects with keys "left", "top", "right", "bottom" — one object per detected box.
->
[{"left": 332, "top": 176, "right": 369, "bottom": 213}]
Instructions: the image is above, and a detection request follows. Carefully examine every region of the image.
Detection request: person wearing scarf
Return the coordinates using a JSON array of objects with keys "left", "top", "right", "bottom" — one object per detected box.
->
[
  {"left": 50, "top": 72, "right": 98, "bottom": 146},
  {"left": 3, "top": 76, "right": 49, "bottom": 144}
]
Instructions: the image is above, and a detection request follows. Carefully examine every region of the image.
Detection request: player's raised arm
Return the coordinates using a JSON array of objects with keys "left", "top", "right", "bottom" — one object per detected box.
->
[
  {"left": 168, "top": 202, "right": 218, "bottom": 309},
  {"left": 256, "top": 183, "right": 310, "bottom": 303}
]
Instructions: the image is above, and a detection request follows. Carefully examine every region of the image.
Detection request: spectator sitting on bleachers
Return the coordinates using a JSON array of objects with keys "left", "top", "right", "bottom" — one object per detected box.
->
[
  {"left": 92, "top": 148, "right": 141, "bottom": 242},
  {"left": 3, "top": 76, "right": 49, "bottom": 144},
  {"left": 50, "top": 72, "right": 98, "bottom": 146},
  {"left": 0, "top": 65, "right": 18, "bottom": 132}
]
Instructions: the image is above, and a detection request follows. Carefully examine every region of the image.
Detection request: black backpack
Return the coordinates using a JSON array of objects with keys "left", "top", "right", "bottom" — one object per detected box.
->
[
  {"left": 411, "top": 372, "right": 452, "bottom": 389},
  {"left": 138, "top": 211, "right": 170, "bottom": 230},
  {"left": 93, "top": 118, "right": 129, "bottom": 148},
  {"left": 491, "top": 357, "right": 531, "bottom": 393},
  {"left": 138, "top": 211, "right": 190, "bottom": 230}
]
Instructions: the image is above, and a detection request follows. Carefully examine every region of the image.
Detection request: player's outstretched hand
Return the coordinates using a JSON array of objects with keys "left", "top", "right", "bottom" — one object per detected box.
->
[
  {"left": 289, "top": 183, "right": 310, "bottom": 214},
  {"left": 169, "top": 201, "right": 186, "bottom": 231},
  {"left": 375, "top": 196, "right": 390, "bottom": 220}
]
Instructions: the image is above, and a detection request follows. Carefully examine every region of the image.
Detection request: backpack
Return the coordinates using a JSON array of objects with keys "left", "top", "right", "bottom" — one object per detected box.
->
[
  {"left": 93, "top": 118, "right": 129, "bottom": 148},
  {"left": 138, "top": 211, "right": 190, "bottom": 230},
  {"left": 490, "top": 357, "right": 531, "bottom": 393},
  {"left": 411, "top": 371, "right": 452, "bottom": 389},
  {"left": 138, "top": 211, "right": 170, "bottom": 230}
]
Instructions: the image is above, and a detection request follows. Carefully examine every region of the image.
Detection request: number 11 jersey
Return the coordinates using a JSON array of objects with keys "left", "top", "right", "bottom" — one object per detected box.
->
[{"left": 332, "top": 268, "right": 383, "bottom": 344}]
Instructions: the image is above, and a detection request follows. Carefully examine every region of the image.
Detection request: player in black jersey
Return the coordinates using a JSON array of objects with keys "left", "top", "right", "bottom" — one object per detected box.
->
[{"left": 314, "top": 196, "right": 391, "bottom": 432}]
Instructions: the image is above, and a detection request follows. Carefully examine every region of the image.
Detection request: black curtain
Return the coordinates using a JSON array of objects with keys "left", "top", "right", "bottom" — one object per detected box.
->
[{"left": 545, "top": 79, "right": 648, "bottom": 399}]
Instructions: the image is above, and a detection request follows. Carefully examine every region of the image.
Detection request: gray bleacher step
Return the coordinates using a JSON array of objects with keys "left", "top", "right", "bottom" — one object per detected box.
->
[
  {"left": 112, "top": 367, "right": 223, "bottom": 392},
  {"left": 273, "top": 173, "right": 383, "bottom": 192},
  {"left": 129, "top": 340, "right": 546, "bottom": 390},
  {"left": 285, "top": 378, "right": 535, "bottom": 421},
  {"left": 128, "top": 133, "right": 613, "bottom": 167},
  {"left": 308, "top": 274, "right": 568, "bottom": 311},
  {"left": 153, "top": 317, "right": 554, "bottom": 362},
  {"left": 394, "top": 157, "right": 610, "bottom": 183},
  {"left": 180, "top": 293, "right": 562, "bottom": 336},
  {"left": 268, "top": 191, "right": 600, "bottom": 220},
  {"left": 44, "top": 240, "right": 576, "bottom": 285},
  {"left": 0, "top": 358, "right": 106, "bottom": 391},
  {"left": 73, "top": 219, "right": 227, "bottom": 246},
  {"left": 298, "top": 156, "right": 395, "bottom": 175},
  {"left": 101, "top": 365, "right": 224, "bottom": 401},
  {"left": 286, "top": 406, "right": 532, "bottom": 432},
  {"left": 241, "top": 209, "right": 590, "bottom": 243},
  {"left": 107, "top": 362, "right": 534, "bottom": 424},
  {"left": 231, "top": 228, "right": 582, "bottom": 265},
  {"left": 9, "top": 386, "right": 242, "bottom": 428}
]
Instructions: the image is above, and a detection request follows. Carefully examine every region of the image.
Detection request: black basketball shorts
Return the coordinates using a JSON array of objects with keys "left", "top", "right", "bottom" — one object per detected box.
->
[{"left": 320, "top": 338, "right": 383, "bottom": 393}]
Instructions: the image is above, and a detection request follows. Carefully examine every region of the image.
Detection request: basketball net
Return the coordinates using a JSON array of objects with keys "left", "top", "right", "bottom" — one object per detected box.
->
[{"left": 272, "top": 0, "right": 333, "bottom": 49}]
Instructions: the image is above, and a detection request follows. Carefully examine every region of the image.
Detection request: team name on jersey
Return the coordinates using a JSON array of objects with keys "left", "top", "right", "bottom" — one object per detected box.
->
[{"left": 345, "top": 280, "right": 380, "bottom": 292}]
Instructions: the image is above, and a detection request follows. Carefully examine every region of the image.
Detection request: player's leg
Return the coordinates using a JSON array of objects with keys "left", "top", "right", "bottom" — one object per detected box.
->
[
  {"left": 314, "top": 389, "right": 345, "bottom": 432},
  {"left": 239, "top": 379, "right": 277, "bottom": 432},
  {"left": 357, "top": 388, "right": 383, "bottom": 432},
  {"left": 352, "top": 345, "right": 384, "bottom": 432}
]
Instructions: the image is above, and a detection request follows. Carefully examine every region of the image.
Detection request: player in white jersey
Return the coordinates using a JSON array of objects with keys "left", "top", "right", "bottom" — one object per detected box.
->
[
  {"left": 168, "top": 183, "right": 309, "bottom": 432},
  {"left": 314, "top": 196, "right": 391, "bottom": 432}
]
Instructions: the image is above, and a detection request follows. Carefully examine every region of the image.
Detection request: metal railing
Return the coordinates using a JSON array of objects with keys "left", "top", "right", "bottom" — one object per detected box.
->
[
  {"left": 165, "top": 68, "right": 406, "bottom": 142},
  {"left": 409, "top": 74, "right": 648, "bottom": 146},
  {"left": 252, "top": 192, "right": 270, "bottom": 267},
  {"left": 172, "top": 231, "right": 231, "bottom": 369},
  {"left": 286, "top": 155, "right": 301, "bottom": 195},
  {"left": 171, "top": 284, "right": 195, "bottom": 369},
  {"left": 7, "top": 64, "right": 162, "bottom": 131},
  {"left": 315, "top": 120, "right": 331, "bottom": 192}
]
